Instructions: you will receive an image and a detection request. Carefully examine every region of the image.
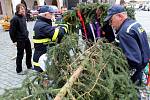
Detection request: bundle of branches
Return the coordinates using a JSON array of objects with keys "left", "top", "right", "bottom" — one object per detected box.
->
[
  {"left": 63, "top": 3, "right": 135, "bottom": 35},
  {"left": 0, "top": 33, "right": 138, "bottom": 100},
  {"left": 75, "top": 3, "right": 109, "bottom": 25},
  {"left": 45, "top": 36, "right": 138, "bottom": 99},
  {"left": 63, "top": 3, "right": 109, "bottom": 35}
]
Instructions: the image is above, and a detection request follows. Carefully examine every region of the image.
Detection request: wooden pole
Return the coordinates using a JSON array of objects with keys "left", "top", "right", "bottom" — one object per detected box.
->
[{"left": 54, "top": 65, "right": 84, "bottom": 100}]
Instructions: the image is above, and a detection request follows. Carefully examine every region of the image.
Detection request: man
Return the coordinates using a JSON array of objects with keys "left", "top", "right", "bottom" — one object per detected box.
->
[
  {"left": 33, "top": 5, "right": 67, "bottom": 72},
  {"left": 9, "top": 3, "right": 32, "bottom": 75},
  {"left": 104, "top": 5, "right": 150, "bottom": 85}
]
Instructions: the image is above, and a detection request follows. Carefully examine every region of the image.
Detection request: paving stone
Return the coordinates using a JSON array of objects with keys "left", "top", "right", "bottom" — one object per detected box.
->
[{"left": 0, "top": 21, "right": 35, "bottom": 95}]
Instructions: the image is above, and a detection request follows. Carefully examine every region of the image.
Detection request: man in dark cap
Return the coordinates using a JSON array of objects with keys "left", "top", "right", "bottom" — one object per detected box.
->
[
  {"left": 33, "top": 5, "right": 67, "bottom": 72},
  {"left": 105, "top": 5, "right": 150, "bottom": 85}
]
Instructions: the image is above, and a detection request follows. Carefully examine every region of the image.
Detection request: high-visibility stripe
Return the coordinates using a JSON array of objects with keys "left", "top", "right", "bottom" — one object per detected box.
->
[
  {"left": 32, "top": 38, "right": 50, "bottom": 43},
  {"left": 60, "top": 24, "right": 68, "bottom": 31},
  {"left": 63, "top": 24, "right": 68, "bottom": 33},
  {"left": 61, "top": 24, "right": 68, "bottom": 29},
  {"left": 59, "top": 24, "right": 68, "bottom": 33},
  {"left": 63, "top": 24, "right": 68, "bottom": 27},
  {"left": 52, "top": 28, "right": 59, "bottom": 41},
  {"left": 32, "top": 61, "right": 40, "bottom": 67},
  {"left": 62, "top": 27, "right": 67, "bottom": 33},
  {"left": 53, "top": 24, "right": 68, "bottom": 33},
  {"left": 126, "top": 22, "right": 138, "bottom": 33}
]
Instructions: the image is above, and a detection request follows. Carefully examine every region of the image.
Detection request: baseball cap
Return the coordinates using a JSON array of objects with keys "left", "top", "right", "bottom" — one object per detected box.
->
[
  {"left": 104, "top": 5, "right": 126, "bottom": 21},
  {"left": 38, "top": 5, "right": 58, "bottom": 13}
]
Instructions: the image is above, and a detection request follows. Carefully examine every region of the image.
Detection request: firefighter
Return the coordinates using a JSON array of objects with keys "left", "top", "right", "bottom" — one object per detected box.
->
[
  {"left": 32, "top": 5, "right": 68, "bottom": 72},
  {"left": 105, "top": 5, "right": 150, "bottom": 85}
]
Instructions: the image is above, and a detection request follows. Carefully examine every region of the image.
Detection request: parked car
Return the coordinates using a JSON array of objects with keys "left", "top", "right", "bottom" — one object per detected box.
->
[{"left": 141, "top": 2, "right": 150, "bottom": 11}]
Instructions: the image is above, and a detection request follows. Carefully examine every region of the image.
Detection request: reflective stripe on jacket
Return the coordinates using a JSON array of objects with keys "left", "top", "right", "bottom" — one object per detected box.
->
[
  {"left": 53, "top": 23, "right": 68, "bottom": 33},
  {"left": 33, "top": 27, "right": 60, "bottom": 43}
]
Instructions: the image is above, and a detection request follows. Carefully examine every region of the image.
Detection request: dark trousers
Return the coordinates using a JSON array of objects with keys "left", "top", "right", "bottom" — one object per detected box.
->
[
  {"left": 130, "top": 63, "right": 148, "bottom": 86},
  {"left": 16, "top": 39, "right": 32, "bottom": 73},
  {"left": 131, "top": 68, "right": 144, "bottom": 86}
]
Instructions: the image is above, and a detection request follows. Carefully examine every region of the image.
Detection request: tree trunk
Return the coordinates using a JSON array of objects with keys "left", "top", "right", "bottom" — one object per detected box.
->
[{"left": 54, "top": 65, "right": 84, "bottom": 100}]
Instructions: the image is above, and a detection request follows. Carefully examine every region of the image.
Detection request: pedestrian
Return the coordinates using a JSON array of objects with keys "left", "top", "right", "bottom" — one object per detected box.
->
[
  {"left": 33, "top": 5, "right": 67, "bottom": 72},
  {"left": 104, "top": 4, "right": 150, "bottom": 85},
  {"left": 9, "top": 3, "right": 32, "bottom": 75}
]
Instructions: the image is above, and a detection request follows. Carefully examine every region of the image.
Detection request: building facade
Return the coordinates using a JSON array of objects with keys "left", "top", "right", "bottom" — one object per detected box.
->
[
  {"left": 0, "top": 0, "right": 13, "bottom": 18},
  {"left": 0, "top": 0, "right": 119, "bottom": 18}
]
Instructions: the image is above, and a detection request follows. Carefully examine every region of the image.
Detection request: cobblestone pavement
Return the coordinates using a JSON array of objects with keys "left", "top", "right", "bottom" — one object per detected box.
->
[
  {"left": 0, "top": 21, "right": 35, "bottom": 95},
  {"left": 0, "top": 11, "right": 150, "bottom": 96}
]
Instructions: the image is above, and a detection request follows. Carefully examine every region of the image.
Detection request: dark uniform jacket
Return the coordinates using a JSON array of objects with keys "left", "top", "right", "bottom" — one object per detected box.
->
[
  {"left": 9, "top": 13, "right": 29, "bottom": 43},
  {"left": 33, "top": 16, "right": 65, "bottom": 52},
  {"left": 33, "top": 16, "right": 66, "bottom": 72},
  {"left": 116, "top": 18, "right": 150, "bottom": 70}
]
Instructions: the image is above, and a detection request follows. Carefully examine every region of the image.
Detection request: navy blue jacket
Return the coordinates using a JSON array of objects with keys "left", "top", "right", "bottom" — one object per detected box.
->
[
  {"left": 9, "top": 13, "right": 29, "bottom": 43},
  {"left": 33, "top": 16, "right": 65, "bottom": 52},
  {"left": 116, "top": 18, "right": 150, "bottom": 70}
]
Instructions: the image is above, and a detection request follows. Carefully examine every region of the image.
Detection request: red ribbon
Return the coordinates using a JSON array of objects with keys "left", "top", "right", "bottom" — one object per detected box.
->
[{"left": 76, "top": 10, "right": 87, "bottom": 39}]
